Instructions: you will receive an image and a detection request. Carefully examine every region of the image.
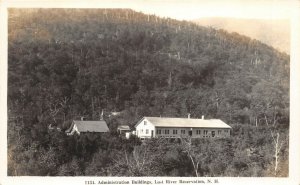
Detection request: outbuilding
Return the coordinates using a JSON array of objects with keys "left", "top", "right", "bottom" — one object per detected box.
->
[
  {"left": 117, "top": 125, "right": 131, "bottom": 135},
  {"left": 65, "top": 120, "right": 109, "bottom": 135}
]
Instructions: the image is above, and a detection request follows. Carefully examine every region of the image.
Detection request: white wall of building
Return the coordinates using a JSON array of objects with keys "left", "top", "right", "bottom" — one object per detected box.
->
[
  {"left": 135, "top": 118, "right": 231, "bottom": 139},
  {"left": 136, "top": 126, "right": 230, "bottom": 139},
  {"left": 154, "top": 127, "right": 230, "bottom": 138},
  {"left": 135, "top": 118, "right": 155, "bottom": 138},
  {"left": 67, "top": 123, "right": 80, "bottom": 135}
]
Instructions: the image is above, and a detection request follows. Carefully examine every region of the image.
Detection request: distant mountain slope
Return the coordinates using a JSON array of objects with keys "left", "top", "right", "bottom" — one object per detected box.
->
[
  {"left": 193, "top": 17, "right": 290, "bottom": 54},
  {"left": 8, "top": 8, "right": 289, "bottom": 126}
]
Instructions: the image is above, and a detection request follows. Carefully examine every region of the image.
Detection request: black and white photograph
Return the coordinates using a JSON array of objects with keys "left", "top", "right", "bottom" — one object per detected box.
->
[{"left": 1, "top": 0, "right": 300, "bottom": 185}]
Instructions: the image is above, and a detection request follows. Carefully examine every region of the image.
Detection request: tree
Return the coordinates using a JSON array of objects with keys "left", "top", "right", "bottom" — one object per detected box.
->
[
  {"left": 57, "top": 157, "right": 83, "bottom": 176},
  {"left": 180, "top": 137, "right": 204, "bottom": 177},
  {"left": 110, "top": 139, "right": 166, "bottom": 176},
  {"left": 268, "top": 126, "right": 287, "bottom": 176}
]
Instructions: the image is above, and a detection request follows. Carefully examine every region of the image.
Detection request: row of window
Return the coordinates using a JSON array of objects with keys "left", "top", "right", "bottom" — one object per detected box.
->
[
  {"left": 156, "top": 129, "right": 228, "bottom": 135},
  {"left": 139, "top": 129, "right": 149, "bottom": 134},
  {"left": 157, "top": 135, "right": 225, "bottom": 138},
  {"left": 139, "top": 129, "right": 229, "bottom": 135}
]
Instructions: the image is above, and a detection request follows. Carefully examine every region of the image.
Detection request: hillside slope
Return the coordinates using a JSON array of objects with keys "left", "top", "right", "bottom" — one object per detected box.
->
[
  {"left": 8, "top": 8, "right": 289, "bottom": 126},
  {"left": 7, "top": 9, "right": 289, "bottom": 176}
]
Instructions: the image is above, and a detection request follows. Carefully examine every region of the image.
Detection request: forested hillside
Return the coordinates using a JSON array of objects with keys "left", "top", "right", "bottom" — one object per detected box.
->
[{"left": 8, "top": 9, "right": 289, "bottom": 176}]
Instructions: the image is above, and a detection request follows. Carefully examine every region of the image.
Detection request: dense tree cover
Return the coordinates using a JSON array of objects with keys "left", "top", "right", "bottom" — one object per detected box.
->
[{"left": 8, "top": 9, "right": 289, "bottom": 176}]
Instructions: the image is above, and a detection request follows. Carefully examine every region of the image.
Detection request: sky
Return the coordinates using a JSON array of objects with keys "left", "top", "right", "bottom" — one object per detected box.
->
[
  {"left": 130, "top": 0, "right": 294, "bottom": 20},
  {"left": 2, "top": 0, "right": 297, "bottom": 20}
]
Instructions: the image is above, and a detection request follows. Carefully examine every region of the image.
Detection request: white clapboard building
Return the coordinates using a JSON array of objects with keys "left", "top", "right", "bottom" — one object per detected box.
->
[{"left": 134, "top": 116, "right": 231, "bottom": 139}]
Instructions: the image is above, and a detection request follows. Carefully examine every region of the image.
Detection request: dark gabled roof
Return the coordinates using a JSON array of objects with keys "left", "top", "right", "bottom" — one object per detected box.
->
[
  {"left": 73, "top": 120, "right": 109, "bottom": 133},
  {"left": 117, "top": 125, "right": 130, "bottom": 130},
  {"left": 135, "top": 117, "right": 231, "bottom": 129}
]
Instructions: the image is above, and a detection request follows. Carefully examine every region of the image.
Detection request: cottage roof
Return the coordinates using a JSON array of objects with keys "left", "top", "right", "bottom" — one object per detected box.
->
[
  {"left": 136, "top": 117, "right": 231, "bottom": 129},
  {"left": 117, "top": 125, "right": 130, "bottom": 130},
  {"left": 72, "top": 120, "right": 109, "bottom": 133}
]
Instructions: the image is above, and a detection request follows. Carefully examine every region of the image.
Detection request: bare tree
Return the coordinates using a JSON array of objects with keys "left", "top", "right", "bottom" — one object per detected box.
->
[
  {"left": 270, "top": 130, "right": 284, "bottom": 176},
  {"left": 180, "top": 137, "right": 204, "bottom": 177},
  {"left": 48, "top": 102, "right": 61, "bottom": 123},
  {"left": 112, "top": 145, "right": 157, "bottom": 176},
  {"left": 167, "top": 71, "right": 172, "bottom": 88},
  {"left": 266, "top": 124, "right": 285, "bottom": 176},
  {"left": 47, "top": 96, "right": 69, "bottom": 123},
  {"left": 111, "top": 139, "right": 167, "bottom": 176}
]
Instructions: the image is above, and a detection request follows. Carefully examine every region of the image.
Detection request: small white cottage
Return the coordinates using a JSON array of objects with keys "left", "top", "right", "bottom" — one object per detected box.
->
[{"left": 134, "top": 116, "right": 231, "bottom": 139}]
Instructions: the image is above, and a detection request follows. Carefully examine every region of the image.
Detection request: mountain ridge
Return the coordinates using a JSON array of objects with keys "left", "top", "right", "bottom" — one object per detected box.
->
[
  {"left": 193, "top": 17, "right": 290, "bottom": 54},
  {"left": 8, "top": 8, "right": 289, "bottom": 124}
]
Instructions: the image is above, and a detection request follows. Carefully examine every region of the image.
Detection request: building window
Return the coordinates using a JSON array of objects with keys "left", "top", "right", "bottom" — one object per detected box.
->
[
  {"left": 165, "top": 130, "right": 169, "bottom": 134},
  {"left": 141, "top": 129, "right": 143, "bottom": 133},
  {"left": 144, "top": 121, "right": 147, "bottom": 125},
  {"left": 156, "top": 129, "right": 161, "bottom": 134},
  {"left": 196, "top": 130, "right": 201, "bottom": 135},
  {"left": 181, "top": 130, "right": 185, "bottom": 134},
  {"left": 204, "top": 130, "right": 208, "bottom": 135},
  {"left": 211, "top": 131, "right": 215, "bottom": 137},
  {"left": 218, "top": 130, "right": 222, "bottom": 135},
  {"left": 173, "top": 130, "right": 178, "bottom": 134},
  {"left": 146, "top": 129, "right": 149, "bottom": 134}
]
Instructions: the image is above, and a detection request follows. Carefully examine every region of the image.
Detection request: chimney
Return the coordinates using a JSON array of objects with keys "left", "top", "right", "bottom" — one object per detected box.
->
[
  {"left": 100, "top": 109, "right": 104, "bottom": 120},
  {"left": 202, "top": 115, "right": 204, "bottom": 120},
  {"left": 188, "top": 113, "right": 191, "bottom": 119}
]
